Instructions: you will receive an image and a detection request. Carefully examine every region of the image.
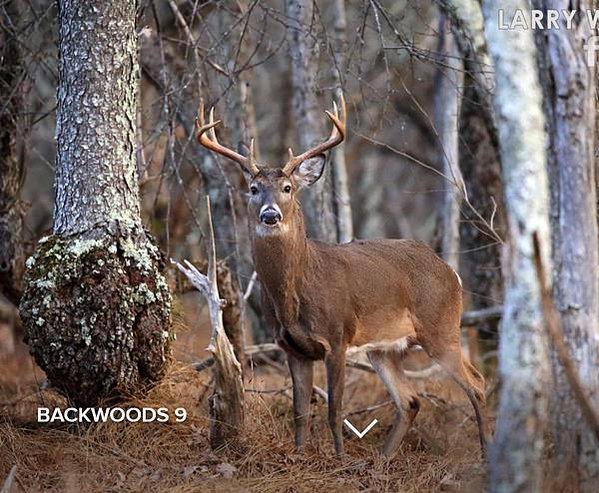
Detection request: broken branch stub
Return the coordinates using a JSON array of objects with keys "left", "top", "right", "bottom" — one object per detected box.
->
[{"left": 173, "top": 196, "right": 244, "bottom": 449}]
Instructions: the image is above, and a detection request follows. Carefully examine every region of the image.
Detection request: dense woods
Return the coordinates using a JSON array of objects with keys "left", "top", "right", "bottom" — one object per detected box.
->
[{"left": 1, "top": 1, "right": 598, "bottom": 492}]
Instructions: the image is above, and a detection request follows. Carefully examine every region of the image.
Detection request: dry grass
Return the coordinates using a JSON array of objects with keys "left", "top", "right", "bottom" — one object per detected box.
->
[{"left": 1, "top": 304, "right": 492, "bottom": 492}]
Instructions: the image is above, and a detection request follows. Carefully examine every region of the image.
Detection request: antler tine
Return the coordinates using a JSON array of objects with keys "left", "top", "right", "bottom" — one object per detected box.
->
[
  {"left": 208, "top": 106, "right": 219, "bottom": 143},
  {"left": 283, "top": 94, "right": 347, "bottom": 175},
  {"left": 196, "top": 100, "right": 260, "bottom": 176}
]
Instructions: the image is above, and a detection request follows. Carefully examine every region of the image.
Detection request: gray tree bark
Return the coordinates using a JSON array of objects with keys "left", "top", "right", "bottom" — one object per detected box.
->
[
  {"left": 0, "top": 0, "right": 26, "bottom": 306},
  {"left": 286, "top": 0, "right": 337, "bottom": 242},
  {"left": 19, "top": 0, "right": 172, "bottom": 406},
  {"left": 434, "top": 17, "right": 464, "bottom": 270},
  {"left": 437, "top": 0, "right": 497, "bottom": 139},
  {"left": 482, "top": 2, "right": 552, "bottom": 492},
  {"left": 329, "top": 0, "right": 353, "bottom": 243},
  {"left": 534, "top": 2, "right": 599, "bottom": 489}
]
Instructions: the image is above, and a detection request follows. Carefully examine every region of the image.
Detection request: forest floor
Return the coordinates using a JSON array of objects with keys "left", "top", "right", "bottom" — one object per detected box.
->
[{"left": 0, "top": 296, "right": 495, "bottom": 492}]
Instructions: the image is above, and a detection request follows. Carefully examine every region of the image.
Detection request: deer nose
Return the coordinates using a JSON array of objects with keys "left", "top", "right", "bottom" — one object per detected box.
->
[{"left": 260, "top": 208, "right": 282, "bottom": 225}]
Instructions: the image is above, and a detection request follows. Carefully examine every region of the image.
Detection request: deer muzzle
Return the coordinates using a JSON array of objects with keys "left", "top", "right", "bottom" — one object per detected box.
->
[{"left": 259, "top": 204, "right": 282, "bottom": 225}]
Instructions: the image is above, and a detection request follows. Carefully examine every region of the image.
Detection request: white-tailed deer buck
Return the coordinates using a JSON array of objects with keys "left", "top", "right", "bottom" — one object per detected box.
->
[{"left": 196, "top": 96, "right": 488, "bottom": 458}]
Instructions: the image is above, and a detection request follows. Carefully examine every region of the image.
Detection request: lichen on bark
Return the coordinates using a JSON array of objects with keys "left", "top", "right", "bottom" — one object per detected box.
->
[{"left": 20, "top": 223, "right": 172, "bottom": 406}]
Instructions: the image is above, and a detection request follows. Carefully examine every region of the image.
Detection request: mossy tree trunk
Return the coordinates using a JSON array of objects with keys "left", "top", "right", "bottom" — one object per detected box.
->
[{"left": 19, "top": 0, "right": 172, "bottom": 406}]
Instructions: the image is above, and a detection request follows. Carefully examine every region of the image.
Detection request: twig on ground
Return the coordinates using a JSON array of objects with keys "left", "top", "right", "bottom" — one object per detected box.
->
[
  {"left": 245, "top": 385, "right": 292, "bottom": 394},
  {"left": 346, "top": 399, "right": 393, "bottom": 417}
]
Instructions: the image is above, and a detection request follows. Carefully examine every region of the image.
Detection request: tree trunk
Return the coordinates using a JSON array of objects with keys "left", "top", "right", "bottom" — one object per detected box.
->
[
  {"left": 0, "top": 0, "right": 26, "bottom": 306},
  {"left": 459, "top": 80, "right": 505, "bottom": 329},
  {"left": 19, "top": 0, "right": 172, "bottom": 406},
  {"left": 286, "top": 0, "right": 337, "bottom": 242},
  {"left": 329, "top": 0, "right": 353, "bottom": 243},
  {"left": 437, "top": 0, "right": 497, "bottom": 140},
  {"left": 534, "top": 2, "right": 599, "bottom": 489},
  {"left": 482, "top": 2, "right": 552, "bottom": 491},
  {"left": 434, "top": 17, "right": 464, "bottom": 271}
]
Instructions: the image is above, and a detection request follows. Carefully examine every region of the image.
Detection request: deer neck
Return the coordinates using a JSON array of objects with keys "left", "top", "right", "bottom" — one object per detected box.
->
[{"left": 251, "top": 211, "right": 309, "bottom": 325}]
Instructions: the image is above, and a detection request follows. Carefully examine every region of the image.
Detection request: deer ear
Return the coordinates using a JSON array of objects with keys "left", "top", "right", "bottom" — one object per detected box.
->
[{"left": 293, "top": 155, "right": 326, "bottom": 188}]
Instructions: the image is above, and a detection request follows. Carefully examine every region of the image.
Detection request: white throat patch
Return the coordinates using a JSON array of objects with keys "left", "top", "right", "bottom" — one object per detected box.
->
[{"left": 255, "top": 222, "right": 289, "bottom": 237}]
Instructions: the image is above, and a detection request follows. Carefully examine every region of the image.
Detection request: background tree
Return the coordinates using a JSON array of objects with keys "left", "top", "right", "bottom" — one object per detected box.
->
[
  {"left": 19, "top": 0, "right": 172, "bottom": 406},
  {"left": 286, "top": 0, "right": 337, "bottom": 242},
  {"left": 439, "top": 0, "right": 506, "bottom": 336},
  {"left": 328, "top": 0, "right": 353, "bottom": 243},
  {"left": 434, "top": 17, "right": 464, "bottom": 270},
  {"left": 482, "top": 1, "right": 552, "bottom": 491},
  {"left": 0, "top": 0, "right": 26, "bottom": 308},
  {"left": 534, "top": 1, "right": 599, "bottom": 489}
]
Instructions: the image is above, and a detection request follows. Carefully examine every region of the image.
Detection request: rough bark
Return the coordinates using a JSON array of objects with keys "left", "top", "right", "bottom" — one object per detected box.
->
[
  {"left": 19, "top": 0, "right": 172, "bottom": 406},
  {"left": 534, "top": 2, "right": 599, "bottom": 489},
  {"left": 482, "top": 2, "right": 552, "bottom": 492},
  {"left": 0, "top": 0, "right": 26, "bottom": 305},
  {"left": 434, "top": 17, "right": 464, "bottom": 270},
  {"left": 286, "top": 0, "right": 337, "bottom": 242},
  {"left": 329, "top": 0, "right": 353, "bottom": 243}
]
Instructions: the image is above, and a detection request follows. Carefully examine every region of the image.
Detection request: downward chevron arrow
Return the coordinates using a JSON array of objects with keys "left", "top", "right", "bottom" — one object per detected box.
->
[{"left": 343, "top": 418, "right": 378, "bottom": 438}]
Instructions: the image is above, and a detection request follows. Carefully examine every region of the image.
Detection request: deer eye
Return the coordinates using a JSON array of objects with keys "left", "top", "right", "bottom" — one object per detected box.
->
[
  {"left": 283, "top": 185, "right": 292, "bottom": 194},
  {"left": 250, "top": 185, "right": 259, "bottom": 195}
]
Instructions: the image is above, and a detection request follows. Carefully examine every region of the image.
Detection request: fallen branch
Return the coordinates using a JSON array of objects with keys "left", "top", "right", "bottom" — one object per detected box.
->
[
  {"left": 245, "top": 385, "right": 292, "bottom": 395},
  {"left": 532, "top": 232, "right": 599, "bottom": 441},
  {"left": 192, "top": 343, "right": 280, "bottom": 372},
  {"left": 346, "top": 399, "right": 393, "bottom": 417}
]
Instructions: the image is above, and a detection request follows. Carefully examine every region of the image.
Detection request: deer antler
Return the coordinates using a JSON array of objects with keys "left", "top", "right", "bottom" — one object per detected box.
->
[
  {"left": 282, "top": 94, "right": 347, "bottom": 176},
  {"left": 196, "top": 100, "right": 261, "bottom": 176}
]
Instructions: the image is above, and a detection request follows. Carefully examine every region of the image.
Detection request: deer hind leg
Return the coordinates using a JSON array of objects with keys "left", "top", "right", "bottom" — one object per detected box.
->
[
  {"left": 432, "top": 345, "right": 489, "bottom": 457},
  {"left": 287, "top": 353, "right": 314, "bottom": 449},
  {"left": 367, "top": 348, "right": 420, "bottom": 457}
]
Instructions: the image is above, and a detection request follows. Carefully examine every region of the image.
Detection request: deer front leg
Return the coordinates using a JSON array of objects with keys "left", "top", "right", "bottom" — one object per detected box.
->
[
  {"left": 287, "top": 352, "right": 314, "bottom": 449},
  {"left": 325, "top": 350, "right": 346, "bottom": 457}
]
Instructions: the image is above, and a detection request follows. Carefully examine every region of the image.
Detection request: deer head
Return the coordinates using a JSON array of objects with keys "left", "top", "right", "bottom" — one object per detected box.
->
[{"left": 196, "top": 96, "right": 346, "bottom": 235}]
